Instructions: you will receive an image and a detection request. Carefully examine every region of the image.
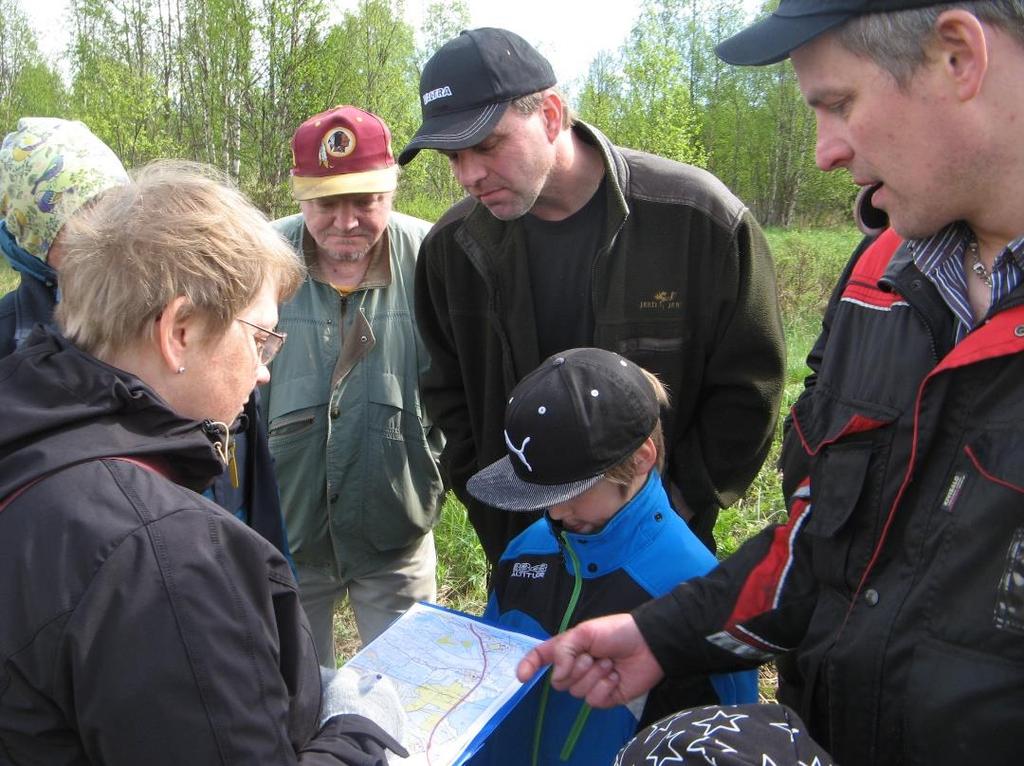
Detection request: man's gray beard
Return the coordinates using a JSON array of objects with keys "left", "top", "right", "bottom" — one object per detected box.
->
[{"left": 324, "top": 247, "right": 368, "bottom": 263}]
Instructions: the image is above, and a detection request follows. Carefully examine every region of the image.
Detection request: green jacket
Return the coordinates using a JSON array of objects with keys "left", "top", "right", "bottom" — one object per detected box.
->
[
  {"left": 415, "top": 121, "right": 786, "bottom": 566},
  {"left": 264, "top": 211, "right": 443, "bottom": 579}
]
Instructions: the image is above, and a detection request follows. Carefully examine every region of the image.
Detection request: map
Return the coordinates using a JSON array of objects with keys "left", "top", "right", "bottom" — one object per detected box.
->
[{"left": 344, "top": 602, "right": 542, "bottom": 766}]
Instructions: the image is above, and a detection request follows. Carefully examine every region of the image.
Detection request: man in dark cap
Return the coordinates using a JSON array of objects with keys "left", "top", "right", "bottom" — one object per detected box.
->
[
  {"left": 403, "top": 27, "right": 786, "bottom": 571},
  {"left": 515, "top": 3, "right": 1024, "bottom": 765}
]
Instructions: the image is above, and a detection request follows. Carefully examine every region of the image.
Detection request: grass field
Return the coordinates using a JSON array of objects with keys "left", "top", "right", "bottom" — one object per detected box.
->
[{"left": 0, "top": 225, "right": 862, "bottom": 695}]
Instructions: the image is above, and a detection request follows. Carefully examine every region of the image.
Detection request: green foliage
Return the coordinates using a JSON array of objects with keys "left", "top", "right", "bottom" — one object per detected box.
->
[
  {"left": 768, "top": 225, "right": 861, "bottom": 338},
  {"left": 0, "top": 0, "right": 67, "bottom": 130},
  {"left": 572, "top": 0, "right": 857, "bottom": 227},
  {"left": 577, "top": 0, "right": 707, "bottom": 166},
  {"left": 3, "top": 0, "right": 860, "bottom": 226}
]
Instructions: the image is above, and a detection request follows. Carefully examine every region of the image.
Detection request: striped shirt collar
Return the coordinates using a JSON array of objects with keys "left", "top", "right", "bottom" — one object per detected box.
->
[{"left": 909, "top": 222, "right": 1024, "bottom": 343}]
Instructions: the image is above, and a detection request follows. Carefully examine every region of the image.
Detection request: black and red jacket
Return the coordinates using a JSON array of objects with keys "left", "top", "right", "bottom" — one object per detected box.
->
[{"left": 634, "top": 229, "right": 1024, "bottom": 765}]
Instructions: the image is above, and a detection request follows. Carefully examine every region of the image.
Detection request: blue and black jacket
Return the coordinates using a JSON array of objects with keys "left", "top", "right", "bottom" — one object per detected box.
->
[{"left": 471, "top": 473, "right": 758, "bottom": 766}]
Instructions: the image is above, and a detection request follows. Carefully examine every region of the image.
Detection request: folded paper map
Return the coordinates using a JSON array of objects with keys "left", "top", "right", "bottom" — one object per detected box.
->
[{"left": 342, "top": 602, "right": 544, "bottom": 765}]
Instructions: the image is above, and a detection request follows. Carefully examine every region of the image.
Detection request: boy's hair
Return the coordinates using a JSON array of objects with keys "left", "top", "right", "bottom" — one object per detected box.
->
[{"left": 604, "top": 368, "right": 669, "bottom": 486}]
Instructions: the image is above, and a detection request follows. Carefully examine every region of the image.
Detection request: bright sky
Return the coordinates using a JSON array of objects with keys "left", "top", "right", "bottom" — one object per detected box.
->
[
  {"left": 22, "top": 0, "right": 761, "bottom": 86},
  {"left": 401, "top": 0, "right": 644, "bottom": 86}
]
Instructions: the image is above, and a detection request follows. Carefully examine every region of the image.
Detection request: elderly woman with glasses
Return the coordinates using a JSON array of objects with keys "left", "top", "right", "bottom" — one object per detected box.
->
[
  {"left": 0, "top": 161, "right": 406, "bottom": 764},
  {"left": 1, "top": 116, "right": 296, "bottom": 582}
]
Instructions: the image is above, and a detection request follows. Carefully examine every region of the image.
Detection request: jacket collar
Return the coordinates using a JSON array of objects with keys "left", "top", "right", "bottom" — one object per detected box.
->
[
  {"left": 8, "top": 272, "right": 58, "bottom": 350},
  {"left": 459, "top": 121, "right": 630, "bottom": 255},
  {"left": 549, "top": 471, "right": 668, "bottom": 577},
  {"left": 300, "top": 222, "right": 392, "bottom": 292},
  {"left": 0, "top": 326, "right": 225, "bottom": 499}
]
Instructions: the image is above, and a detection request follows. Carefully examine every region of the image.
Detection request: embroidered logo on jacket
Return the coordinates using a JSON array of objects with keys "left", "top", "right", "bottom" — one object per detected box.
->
[
  {"left": 639, "top": 290, "right": 681, "bottom": 310},
  {"left": 511, "top": 562, "right": 548, "bottom": 580}
]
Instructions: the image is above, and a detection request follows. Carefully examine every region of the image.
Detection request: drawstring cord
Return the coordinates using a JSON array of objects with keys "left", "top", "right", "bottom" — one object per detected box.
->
[{"left": 203, "top": 420, "right": 232, "bottom": 466}]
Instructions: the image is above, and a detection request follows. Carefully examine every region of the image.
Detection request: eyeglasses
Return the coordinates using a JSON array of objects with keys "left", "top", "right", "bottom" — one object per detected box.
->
[{"left": 236, "top": 317, "right": 287, "bottom": 365}]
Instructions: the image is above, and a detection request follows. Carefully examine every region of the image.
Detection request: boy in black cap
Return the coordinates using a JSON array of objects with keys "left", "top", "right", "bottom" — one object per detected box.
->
[{"left": 465, "top": 348, "right": 757, "bottom": 766}]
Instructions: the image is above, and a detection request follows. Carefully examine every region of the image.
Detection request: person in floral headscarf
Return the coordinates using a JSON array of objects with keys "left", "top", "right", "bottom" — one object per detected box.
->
[{"left": 0, "top": 117, "right": 128, "bottom": 352}]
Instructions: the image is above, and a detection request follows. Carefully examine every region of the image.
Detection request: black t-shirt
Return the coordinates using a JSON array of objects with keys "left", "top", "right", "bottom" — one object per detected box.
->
[{"left": 522, "top": 178, "right": 607, "bottom": 359}]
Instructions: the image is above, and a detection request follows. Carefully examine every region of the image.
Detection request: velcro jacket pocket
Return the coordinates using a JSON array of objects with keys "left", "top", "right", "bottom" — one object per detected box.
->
[
  {"left": 366, "top": 371, "right": 425, "bottom": 435},
  {"left": 363, "top": 372, "right": 442, "bottom": 550},
  {"left": 805, "top": 444, "right": 874, "bottom": 538},
  {"left": 804, "top": 440, "right": 881, "bottom": 592},
  {"left": 789, "top": 384, "right": 897, "bottom": 457},
  {"left": 964, "top": 440, "right": 1024, "bottom": 497}
]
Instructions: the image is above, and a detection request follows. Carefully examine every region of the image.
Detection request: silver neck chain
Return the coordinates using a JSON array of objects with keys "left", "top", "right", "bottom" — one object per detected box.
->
[{"left": 967, "top": 237, "right": 992, "bottom": 288}]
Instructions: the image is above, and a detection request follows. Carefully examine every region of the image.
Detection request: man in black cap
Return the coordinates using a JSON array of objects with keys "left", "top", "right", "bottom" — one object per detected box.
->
[
  {"left": 515, "top": 3, "right": 1024, "bottom": 765},
  {"left": 403, "top": 27, "right": 786, "bottom": 571}
]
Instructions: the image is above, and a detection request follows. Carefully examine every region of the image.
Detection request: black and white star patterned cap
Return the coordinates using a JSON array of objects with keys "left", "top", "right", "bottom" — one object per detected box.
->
[{"left": 467, "top": 347, "right": 660, "bottom": 512}]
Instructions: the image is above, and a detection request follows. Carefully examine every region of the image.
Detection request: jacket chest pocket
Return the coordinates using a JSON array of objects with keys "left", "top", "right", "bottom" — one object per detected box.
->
[
  {"left": 793, "top": 388, "right": 897, "bottom": 593},
  {"left": 805, "top": 443, "right": 881, "bottom": 592}
]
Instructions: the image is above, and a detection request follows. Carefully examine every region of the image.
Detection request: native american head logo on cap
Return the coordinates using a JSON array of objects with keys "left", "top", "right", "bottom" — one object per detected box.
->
[
  {"left": 290, "top": 105, "right": 398, "bottom": 200},
  {"left": 318, "top": 126, "right": 356, "bottom": 168}
]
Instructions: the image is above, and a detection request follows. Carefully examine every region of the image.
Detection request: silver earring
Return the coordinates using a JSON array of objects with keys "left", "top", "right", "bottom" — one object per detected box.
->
[{"left": 177, "top": 366, "right": 186, "bottom": 374}]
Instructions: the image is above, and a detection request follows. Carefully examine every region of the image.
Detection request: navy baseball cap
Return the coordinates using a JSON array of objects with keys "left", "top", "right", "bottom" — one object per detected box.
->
[
  {"left": 398, "top": 28, "right": 556, "bottom": 166},
  {"left": 716, "top": 0, "right": 946, "bottom": 66},
  {"left": 467, "top": 348, "right": 659, "bottom": 512}
]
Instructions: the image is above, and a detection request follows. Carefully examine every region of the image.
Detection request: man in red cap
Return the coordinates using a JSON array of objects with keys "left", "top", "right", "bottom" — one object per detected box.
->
[
  {"left": 515, "top": 3, "right": 1024, "bottom": 765},
  {"left": 262, "top": 106, "right": 444, "bottom": 664}
]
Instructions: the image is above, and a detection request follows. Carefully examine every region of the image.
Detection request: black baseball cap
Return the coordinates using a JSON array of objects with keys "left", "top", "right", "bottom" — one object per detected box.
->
[
  {"left": 716, "top": 0, "right": 945, "bottom": 66},
  {"left": 397, "top": 27, "right": 556, "bottom": 166},
  {"left": 467, "top": 348, "right": 659, "bottom": 512}
]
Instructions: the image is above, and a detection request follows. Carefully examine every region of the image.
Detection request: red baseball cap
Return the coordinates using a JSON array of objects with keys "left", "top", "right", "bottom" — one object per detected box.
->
[{"left": 290, "top": 105, "right": 398, "bottom": 200}]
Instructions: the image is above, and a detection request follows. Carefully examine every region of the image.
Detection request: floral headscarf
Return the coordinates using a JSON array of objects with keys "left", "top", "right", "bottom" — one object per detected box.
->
[{"left": 1, "top": 118, "right": 128, "bottom": 264}]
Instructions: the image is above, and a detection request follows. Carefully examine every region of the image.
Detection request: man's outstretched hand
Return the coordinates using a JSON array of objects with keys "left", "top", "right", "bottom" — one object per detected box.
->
[{"left": 516, "top": 613, "right": 665, "bottom": 708}]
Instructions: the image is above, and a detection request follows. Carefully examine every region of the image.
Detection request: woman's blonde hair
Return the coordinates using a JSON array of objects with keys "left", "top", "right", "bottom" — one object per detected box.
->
[
  {"left": 604, "top": 368, "right": 669, "bottom": 486},
  {"left": 56, "top": 160, "right": 303, "bottom": 359}
]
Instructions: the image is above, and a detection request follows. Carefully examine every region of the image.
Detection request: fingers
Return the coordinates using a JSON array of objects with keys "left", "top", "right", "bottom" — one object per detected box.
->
[
  {"left": 549, "top": 649, "right": 593, "bottom": 686},
  {"left": 520, "top": 643, "right": 622, "bottom": 709},
  {"left": 516, "top": 647, "right": 547, "bottom": 682},
  {"left": 558, "top": 657, "right": 620, "bottom": 708},
  {"left": 517, "top": 629, "right": 590, "bottom": 682},
  {"left": 582, "top": 667, "right": 624, "bottom": 708}
]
